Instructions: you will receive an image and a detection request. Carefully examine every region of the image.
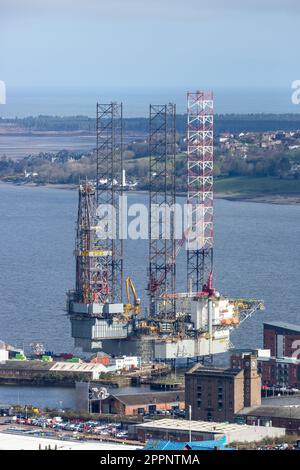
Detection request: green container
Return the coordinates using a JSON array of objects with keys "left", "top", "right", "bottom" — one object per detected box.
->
[
  {"left": 15, "top": 353, "right": 26, "bottom": 361},
  {"left": 67, "top": 357, "right": 80, "bottom": 363},
  {"left": 42, "top": 355, "right": 53, "bottom": 362}
]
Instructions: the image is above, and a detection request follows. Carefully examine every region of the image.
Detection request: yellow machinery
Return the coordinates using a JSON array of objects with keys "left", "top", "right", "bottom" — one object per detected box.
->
[{"left": 124, "top": 276, "right": 141, "bottom": 317}]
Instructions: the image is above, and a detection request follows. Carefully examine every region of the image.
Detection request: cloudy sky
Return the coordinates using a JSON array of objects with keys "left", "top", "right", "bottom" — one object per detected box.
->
[{"left": 0, "top": 0, "right": 299, "bottom": 88}]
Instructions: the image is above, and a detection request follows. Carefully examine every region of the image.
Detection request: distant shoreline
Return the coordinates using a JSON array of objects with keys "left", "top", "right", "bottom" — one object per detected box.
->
[
  {"left": 1, "top": 180, "right": 300, "bottom": 205},
  {"left": 215, "top": 193, "right": 300, "bottom": 205}
]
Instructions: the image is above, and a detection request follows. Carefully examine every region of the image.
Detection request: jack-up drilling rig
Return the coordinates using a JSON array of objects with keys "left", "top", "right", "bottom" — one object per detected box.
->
[
  {"left": 67, "top": 94, "right": 264, "bottom": 361},
  {"left": 67, "top": 103, "right": 131, "bottom": 352}
]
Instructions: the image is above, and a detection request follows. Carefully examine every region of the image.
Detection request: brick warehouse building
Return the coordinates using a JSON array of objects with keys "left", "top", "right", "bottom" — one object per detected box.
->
[
  {"left": 75, "top": 382, "right": 185, "bottom": 416},
  {"left": 100, "top": 391, "right": 185, "bottom": 415},
  {"left": 186, "top": 350, "right": 300, "bottom": 435},
  {"left": 185, "top": 354, "right": 261, "bottom": 422}
]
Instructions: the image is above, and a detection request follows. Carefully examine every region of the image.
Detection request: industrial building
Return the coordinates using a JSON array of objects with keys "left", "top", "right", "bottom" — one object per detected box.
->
[
  {"left": 99, "top": 391, "right": 184, "bottom": 416},
  {"left": 185, "top": 354, "right": 261, "bottom": 422},
  {"left": 0, "top": 360, "right": 107, "bottom": 382},
  {"left": 135, "top": 418, "right": 285, "bottom": 444},
  {"left": 237, "top": 395, "right": 300, "bottom": 435},
  {"left": 67, "top": 93, "right": 264, "bottom": 362},
  {"left": 75, "top": 382, "right": 184, "bottom": 415}
]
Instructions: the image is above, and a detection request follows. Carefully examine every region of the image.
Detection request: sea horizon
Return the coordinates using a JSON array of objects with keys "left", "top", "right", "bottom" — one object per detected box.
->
[{"left": 1, "top": 85, "right": 299, "bottom": 119}]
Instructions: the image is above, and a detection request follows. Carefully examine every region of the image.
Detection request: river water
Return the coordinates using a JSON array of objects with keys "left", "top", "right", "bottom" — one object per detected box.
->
[{"left": 0, "top": 183, "right": 299, "bottom": 406}]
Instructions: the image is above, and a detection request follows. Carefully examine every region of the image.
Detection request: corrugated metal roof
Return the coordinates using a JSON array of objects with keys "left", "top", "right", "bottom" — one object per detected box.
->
[
  {"left": 239, "top": 405, "right": 300, "bottom": 419},
  {"left": 0, "top": 361, "right": 105, "bottom": 373},
  {"left": 50, "top": 362, "right": 106, "bottom": 372},
  {"left": 261, "top": 396, "right": 300, "bottom": 407},
  {"left": 138, "top": 418, "right": 256, "bottom": 433},
  {"left": 112, "top": 391, "right": 184, "bottom": 406}
]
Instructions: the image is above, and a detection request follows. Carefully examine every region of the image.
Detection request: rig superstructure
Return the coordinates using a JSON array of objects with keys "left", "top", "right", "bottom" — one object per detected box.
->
[{"left": 67, "top": 93, "right": 264, "bottom": 362}]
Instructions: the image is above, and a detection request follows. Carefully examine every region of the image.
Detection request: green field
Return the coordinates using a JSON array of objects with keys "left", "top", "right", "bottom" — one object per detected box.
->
[{"left": 215, "top": 177, "right": 300, "bottom": 196}]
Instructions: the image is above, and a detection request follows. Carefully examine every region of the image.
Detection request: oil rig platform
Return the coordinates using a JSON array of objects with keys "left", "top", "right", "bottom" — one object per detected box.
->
[{"left": 67, "top": 95, "right": 264, "bottom": 362}]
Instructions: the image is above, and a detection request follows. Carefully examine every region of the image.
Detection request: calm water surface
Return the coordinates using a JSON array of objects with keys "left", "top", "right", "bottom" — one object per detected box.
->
[
  {"left": 0, "top": 183, "right": 299, "bottom": 406},
  {"left": 0, "top": 183, "right": 299, "bottom": 352}
]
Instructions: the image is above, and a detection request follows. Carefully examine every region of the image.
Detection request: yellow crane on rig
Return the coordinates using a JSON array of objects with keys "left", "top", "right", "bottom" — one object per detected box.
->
[{"left": 124, "top": 276, "right": 141, "bottom": 318}]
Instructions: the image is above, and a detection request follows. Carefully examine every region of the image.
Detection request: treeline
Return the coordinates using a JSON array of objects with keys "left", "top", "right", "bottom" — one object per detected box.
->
[
  {"left": 0, "top": 150, "right": 95, "bottom": 184},
  {"left": 215, "top": 153, "right": 297, "bottom": 179},
  {"left": 2, "top": 113, "right": 300, "bottom": 134},
  {"left": 1, "top": 147, "right": 299, "bottom": 188}
]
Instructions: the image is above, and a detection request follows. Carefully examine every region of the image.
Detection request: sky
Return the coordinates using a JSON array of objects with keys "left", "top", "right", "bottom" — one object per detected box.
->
[{"left": 0, "top": 0, "right": 299, "bottom": 89}]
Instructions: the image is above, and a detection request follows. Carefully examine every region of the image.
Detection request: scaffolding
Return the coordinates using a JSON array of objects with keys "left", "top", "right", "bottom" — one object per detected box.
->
[
  {"left": 187, "top": 92, "right": 214, "bottom": 293},
  {"left": 75, "top": 181, "right": 111, "bottom": 304},
  {"left": 148, "top": 104, "right": 176, "bottom": 317},
  {"left": 96, "top": 102, "right": 123, "bottom": 303}
]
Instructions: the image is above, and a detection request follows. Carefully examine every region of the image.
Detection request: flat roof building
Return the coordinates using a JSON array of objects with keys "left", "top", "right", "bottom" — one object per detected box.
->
[
  {"left": 136, "top": 418, "right": 285, "bottom": 444},
  {"left": 237, "top": 395, "right": 300, "bottom": 434}
]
